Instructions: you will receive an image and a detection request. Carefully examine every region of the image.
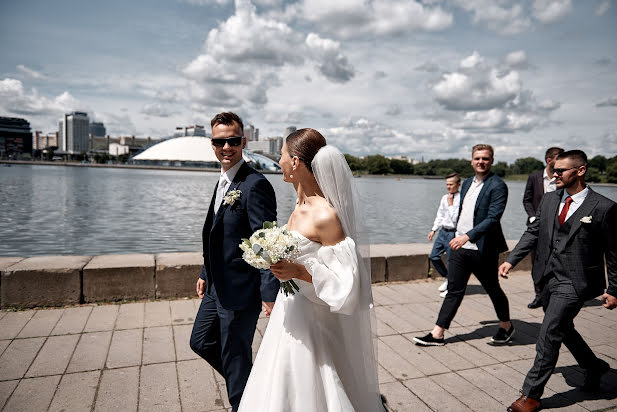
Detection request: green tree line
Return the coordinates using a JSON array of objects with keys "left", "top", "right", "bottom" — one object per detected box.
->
[{"left": 344, "top": 154, "right": 617, "bottom": 183}]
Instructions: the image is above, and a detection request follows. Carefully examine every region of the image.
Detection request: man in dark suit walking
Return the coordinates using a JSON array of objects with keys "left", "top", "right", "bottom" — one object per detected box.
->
[
  {"left": 500, "top": 150, "right": 616, "bottom": 412},
  {"left": 190, "top": 112, "right": 279, "bottom": 412},
  {"left": 414, "top": 144, "right": 514, "bottom": 346},
  {"left": 523, "top": 147, "right": 564, "bottom": 308}
]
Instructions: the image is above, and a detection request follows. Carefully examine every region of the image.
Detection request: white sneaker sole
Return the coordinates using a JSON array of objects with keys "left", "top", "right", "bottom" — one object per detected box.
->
[{"left": 413, "top": 337, "right": 445, "bottom": 346}]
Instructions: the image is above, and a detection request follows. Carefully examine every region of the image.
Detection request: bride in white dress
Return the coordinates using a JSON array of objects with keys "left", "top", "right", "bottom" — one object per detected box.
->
[{"left": 238, "top": 129, "right": 385, "bottom": 412}]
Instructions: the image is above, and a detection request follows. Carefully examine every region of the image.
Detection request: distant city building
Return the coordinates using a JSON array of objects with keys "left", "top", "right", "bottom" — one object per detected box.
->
[
  {"left": 284, "top": 126, "right": 296, "bottom": 138},
  {"left": 268, "top": 136, "right": 284, "bottom": 155},
  {"left": 173, "top": 125, "right": 207, "bottom": 137},
  {"left": 33, "top": 131, "right": 59, "bottom": 150},
  {"left": 0, "top": 116, "right": 33, "bottom": 157},
  {"left": 89, "top": 122, "right": 106, "bottom": 137},
  {"left": 109, "top": 142, "right": 129, "bottom": 156},
  {"left": 244, "top": 125, "right": 259, "bottom": 141},
  {"left": 246, "top": 140, "right": 270, "bottom": 154},
  {"left": 58, "top": 111, "right": 89, "bottom": 154},
  {"left": 387, "top": 155, "right": 420, "bottom": 165}
]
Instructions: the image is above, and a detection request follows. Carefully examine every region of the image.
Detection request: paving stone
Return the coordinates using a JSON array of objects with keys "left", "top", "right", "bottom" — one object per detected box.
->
[
  {"left": 381, "top": 334, "right": 450, "bottom": 376},
  {"left": 25, "top": 334, "right": 80, "bottom": 377},
  {"left": 379, "top": 381, "right": 431, "bottom": 412},
  {"left": 0, "top": 380, "right": 18, "bottom": 410},
  {"left": 83, "top": 254, "right": 155, "bottom": 302},
  {"left": 375, "top": 306, "right": 417, "bottom": 334},
  {"left": 3, "top": 375, "right": 61, "bottom": 412},
  {"left": 404, "top": 376, "right": 473, "bottom": 411},
  {"left": 170, "top": 299, "right": 196, "bottom": 325},
  {"left": 402, "top": 333, "right": 475, "bottom": 371},
  {"left": 378, "top": 364, "right": 396, "bottom": 384},
  {"left": 143, "top": 326, "right": 175, "bottom": 364},
  {"left": 48, "top": 370, "right": 100, "bottom": 412},
  {"left": 458, "top": 367, "right": 519, "bottom": 407},
  {"left": 84, "top": 305, "right": 119, "bottom": 332},
  {"left": 177, "top": 359, "right": 223, "bottom": 411},
  {"left": 144, "top": 301, "right": 171, "bottom": 327},
  {"left": 377, "top": 339, "right": 424, "bottom": 380},
  {"left": 445, "top": 338, "right": 499, "bottom": 367},
  {"left": 213, "top": 369, "right": 231, "bottom": 409},
  {"left": 0, "top": 337, "right": 45, "bottom": 380},
  {"left": 431, "top": 371, "right": 504, "bottom": 411},
  {"left": 66, "top": 331, "right": 112, "bottom": 373},
  {"left": 376, "top": 318, "right": 397, "bottom": 337},
  {"left": 16, "top": 309, "right": 63, "bottom": 338},
  {"left": 115, "top": 302, "right": 145, "bottom": 330},
  {"left": 0, "top": 339, "right": 10, "bottom": 356},
  {"left": 173, "top": 324, "right": 199, "bottom": 361},
  {"left": 106, "top": 328, "right": 143, "bottom": 368},
  {"left": 95, "top": 367, "right": 139, "bottom": 412},
  {"left": 0, "top": 310, "right": 35, "bottom": 340},
  {"left": 139, "top": 362, "right": 181, "bottom": 411},
  {"left": 51, "top": 306, "right": 92, "bottom": 335}
]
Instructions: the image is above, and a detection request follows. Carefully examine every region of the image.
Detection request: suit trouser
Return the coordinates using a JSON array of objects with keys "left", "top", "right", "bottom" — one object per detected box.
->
[
  {"left": 436, "top": 247, "right": 510, "bottom": 329},
  {"left": 190, "top": 285, "right": 260, "bottom": 412},
  {"left": 522, "top": 276, "right": 599, "bottom": 399},
  {"left": 429, "top": 230, "right": 455, "bottom": 278}
]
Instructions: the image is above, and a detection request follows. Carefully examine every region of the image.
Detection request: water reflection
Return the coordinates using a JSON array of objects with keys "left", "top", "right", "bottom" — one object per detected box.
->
[{"left": 1, "top": 164, "right": 616, "bottom": 257}]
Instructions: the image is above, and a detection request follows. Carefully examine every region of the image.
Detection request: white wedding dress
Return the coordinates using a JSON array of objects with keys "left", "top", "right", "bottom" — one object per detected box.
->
[{"left": 237, "top": 232, "right": 384, "bottom": 412}]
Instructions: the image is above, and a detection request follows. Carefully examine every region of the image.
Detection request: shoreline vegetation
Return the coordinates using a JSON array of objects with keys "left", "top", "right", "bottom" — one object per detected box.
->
[{"left": 3, "top": 155, "right": 617, "bottom": 184}]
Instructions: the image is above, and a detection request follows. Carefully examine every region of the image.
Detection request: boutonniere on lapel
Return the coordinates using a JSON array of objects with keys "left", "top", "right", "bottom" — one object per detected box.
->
[
  {"left": 223, "top": 189, "right": 242, "bottom": 206},
  {"left": 580, "top": 216, "right": 592, "bottom": 224}
]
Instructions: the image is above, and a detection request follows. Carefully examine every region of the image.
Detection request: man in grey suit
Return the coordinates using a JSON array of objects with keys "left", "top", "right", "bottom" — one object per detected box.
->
[
  {"left": 523, "top": 147, "right": 564, "bottom": 309},
  {"left": 500, "top": 150, "right": 617, "bottom": 412}
]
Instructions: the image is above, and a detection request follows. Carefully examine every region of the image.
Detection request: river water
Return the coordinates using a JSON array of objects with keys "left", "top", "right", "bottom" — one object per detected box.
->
[{"left": 1, "top": 164, "right": 616, "bottom": 257}]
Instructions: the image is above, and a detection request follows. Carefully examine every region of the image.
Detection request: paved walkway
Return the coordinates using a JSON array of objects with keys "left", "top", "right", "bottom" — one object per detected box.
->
[{"left": 1, "top": 272, "right": 616, "bottom": 412}]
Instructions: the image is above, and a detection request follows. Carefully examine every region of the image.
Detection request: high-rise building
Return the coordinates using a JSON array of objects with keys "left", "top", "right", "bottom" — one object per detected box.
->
[
  {"left": 0, "top": 116, "right": 33, "bottom": 157},
  {"left": 89, "top": 122, "right": 106, "bottom": 137},
  {"left": 173, "top": 125, "right": 207, "bottom": 137},
  {"left": 58, "top": 112, "right": 89, "bottom": 154},
  {"left": 284, "top": 126, "right": 296, "bottom": 138}
]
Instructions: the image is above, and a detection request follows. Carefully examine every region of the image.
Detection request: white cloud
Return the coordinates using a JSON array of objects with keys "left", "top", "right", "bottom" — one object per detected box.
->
[
  {"left": 305, "top": 33, "right": 355, "bottom": 83},
  {"left": 532, "top": 0, "right": 573, "bottom": 23},
  {"left": 503, "top": 50, "right": 529, "bottom": 70},
  {"left": 294, "top": 0, "right": 452, "bottom": 39},
  {"left": 430, "top": 52, "right": 560, "bottom": 134},
  {"left": 0, "top": 78, "right": 81, "bottom": 116},
  {"left": 595, "top": 0, "right": 611, "bottom": 16},
  {"left": 386, "top": 104, "right": 402, "bottom": 116},
  {"left": 452, "top": 0, "right": 532, "bottom": 35},
  {"left": 415, "top": 61, "right": 440, "bottom": 73},
  {"left": 141, "top": 102, "right": 177, "bottom": 117},
  {"left": 596, "top": 97, "right": 617, "bottom": 107},
  {"left": 16, "top": 64, "right": 46, "bottom": 80}
]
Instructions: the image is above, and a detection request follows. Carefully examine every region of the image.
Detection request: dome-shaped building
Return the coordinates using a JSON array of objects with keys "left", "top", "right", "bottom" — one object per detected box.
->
[{"left": 132, "top": 136, "right": 281, "bottom": 172}]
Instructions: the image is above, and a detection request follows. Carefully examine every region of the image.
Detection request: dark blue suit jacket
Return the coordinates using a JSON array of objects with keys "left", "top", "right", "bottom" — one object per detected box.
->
[
  {"left": 200, "top": 162, "right": 280, "bottom": 310},
  {"left": 458, "top": 172, "right": 509, "bottom": 255}
]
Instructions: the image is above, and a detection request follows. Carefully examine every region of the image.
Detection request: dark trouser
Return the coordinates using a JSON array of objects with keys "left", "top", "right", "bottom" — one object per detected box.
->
[
  {"left": 530, "top": 248, "right": 542, "bottom": 296},
  {"left": 189, "top": 285, "right": 260, "bottom": 412},
  {"left": 429, "top": 229, "right": 455, "bottom": 278},
  {"left": 436, "top": 247, "right": 510, "bottom": 329},
  {"left": 522, "top": 276, "right": 599, "bottom": 399}
]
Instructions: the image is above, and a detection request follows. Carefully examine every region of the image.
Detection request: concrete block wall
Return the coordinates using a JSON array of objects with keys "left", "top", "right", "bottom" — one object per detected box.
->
[{"left": 0, "top": 243, "right": 533, "bottom": 309}]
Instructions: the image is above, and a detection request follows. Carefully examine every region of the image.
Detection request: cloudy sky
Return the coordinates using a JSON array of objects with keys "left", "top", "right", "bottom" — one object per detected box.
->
[{"left": 1, "top": 0, "right": 616, "bottom": 162}]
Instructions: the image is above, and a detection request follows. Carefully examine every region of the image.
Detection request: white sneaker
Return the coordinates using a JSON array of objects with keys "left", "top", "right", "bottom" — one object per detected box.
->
[
  {"left": 439, "top": 290, "right": 448, "bottom": 298},
  {"left": 438, "top": 280, "right": 448, "bottom": 292}
]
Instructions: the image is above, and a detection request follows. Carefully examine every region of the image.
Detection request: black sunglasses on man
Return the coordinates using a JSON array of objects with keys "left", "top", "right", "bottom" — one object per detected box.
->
[{"left": 211, "top": 136, "right": 243, "bottom": 147}]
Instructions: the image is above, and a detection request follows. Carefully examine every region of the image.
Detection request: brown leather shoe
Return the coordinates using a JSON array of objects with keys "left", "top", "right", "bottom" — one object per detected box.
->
[{"left": 507, "top": 395, "right": 541, "bottom": 412}]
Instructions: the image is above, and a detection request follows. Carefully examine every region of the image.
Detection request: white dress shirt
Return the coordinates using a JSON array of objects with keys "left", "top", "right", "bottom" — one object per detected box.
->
[
  {"left": 558, "top": 186, "right": 589, "bottom": 222},
  {"left": 214, "top": 159, "right": 244, "bottom": 213},
  {"left": 456, "top": 177, "right": 484, "bottom": 250},
  {"left": 431, "top": 192, "right": 460, "bottom": 231},
  {"left": 543, "top": 168, "right": 557, "bottom": 193}
]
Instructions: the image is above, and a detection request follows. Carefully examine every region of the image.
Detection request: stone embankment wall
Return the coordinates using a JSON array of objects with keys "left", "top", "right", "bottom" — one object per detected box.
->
[{"left": 0, "top": 242, "right": 531, "bottom": 309}]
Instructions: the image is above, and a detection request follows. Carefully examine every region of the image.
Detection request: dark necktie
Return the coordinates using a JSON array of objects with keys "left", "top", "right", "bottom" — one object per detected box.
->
[{"left": 558, "top": 196, "right": 573, "bottom": 226}]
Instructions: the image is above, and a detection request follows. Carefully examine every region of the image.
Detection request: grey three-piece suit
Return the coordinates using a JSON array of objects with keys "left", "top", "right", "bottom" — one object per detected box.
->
[{"left": 506, "top": 187, "right": 617, "bottom": 398}]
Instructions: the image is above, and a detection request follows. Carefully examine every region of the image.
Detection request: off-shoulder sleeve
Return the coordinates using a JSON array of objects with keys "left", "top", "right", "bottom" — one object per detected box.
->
[{"left": 303, "top": 238, "right": 360, "bottom": 315}]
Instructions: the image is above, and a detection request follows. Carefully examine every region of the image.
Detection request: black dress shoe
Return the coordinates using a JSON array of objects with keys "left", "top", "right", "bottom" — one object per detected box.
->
[
  {"left": 582, "top": 359, "right": 610, "bottom": 391},
  {"left": 527, "top": 296, "right": 542, "bottom": 309}
]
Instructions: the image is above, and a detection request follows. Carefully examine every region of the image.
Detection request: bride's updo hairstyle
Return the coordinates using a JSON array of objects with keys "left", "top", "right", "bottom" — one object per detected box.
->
[{"left": 285, "top": 128, "right": 326, "bottom": 174}]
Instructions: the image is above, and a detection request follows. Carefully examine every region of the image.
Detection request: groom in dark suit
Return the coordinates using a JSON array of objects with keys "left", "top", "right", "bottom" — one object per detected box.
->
[
  {"left": 500, "top": 150, "right": 616, "bottom": 412},
  {"left": 190, "top": 112, "right": 279, "bottom": 412},
  {"left": 414, "top": 144, "right": 513, "bottom": 346}
]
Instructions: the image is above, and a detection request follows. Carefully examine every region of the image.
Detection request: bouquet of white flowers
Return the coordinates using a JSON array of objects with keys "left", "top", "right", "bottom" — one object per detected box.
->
[{"left": 239, "top": 221, "right": 301, "bottom": 296}]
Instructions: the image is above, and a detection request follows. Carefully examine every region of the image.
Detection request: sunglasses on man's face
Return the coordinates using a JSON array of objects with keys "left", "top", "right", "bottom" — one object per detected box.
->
[
  {"left": 211, "top": 136, "right": 243, "bottom": 147},
  {"left": 552, "top": 166, "right": 580, "bottom": 176}
]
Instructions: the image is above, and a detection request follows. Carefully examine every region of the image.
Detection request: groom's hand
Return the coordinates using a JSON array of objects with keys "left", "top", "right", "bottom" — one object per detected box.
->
[
  {"left": 262, "top": 301, "right": 275, "bottom": 317},
  {"left": 601, "top": 293, "right": 617, "bottom": 310},
  {"left": 449, "top": 234, "right": 469, "bottom": 250},
  {"left": 196, "top": 278, "right": 206, "bottom": 299}
]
